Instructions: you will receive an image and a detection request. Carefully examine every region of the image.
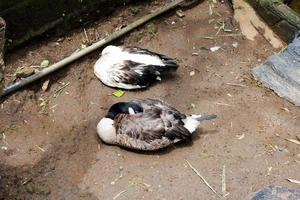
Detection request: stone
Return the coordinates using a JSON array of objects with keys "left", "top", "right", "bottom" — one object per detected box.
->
[{"left": 247, "top": 185, "right": 300, "bottom": 200}]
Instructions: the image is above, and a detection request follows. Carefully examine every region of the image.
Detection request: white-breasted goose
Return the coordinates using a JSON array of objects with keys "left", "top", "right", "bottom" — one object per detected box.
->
[
  {"left": 96, "top": 98, "right": 217, "bottom": 151},
  {"left": 94, "top": 46, "right": 178, "bottom": 89}
]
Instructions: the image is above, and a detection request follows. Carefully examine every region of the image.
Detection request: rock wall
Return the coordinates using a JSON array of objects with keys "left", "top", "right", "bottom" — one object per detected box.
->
[
  {"left": 248, "top": 0, "right": 300, "bottom": 43},
  {"left": 0, "top": 0, "right": 132, "bottom": 49},
  {"left": 0, "top": 17, "right": 5, "bottom": 95}
]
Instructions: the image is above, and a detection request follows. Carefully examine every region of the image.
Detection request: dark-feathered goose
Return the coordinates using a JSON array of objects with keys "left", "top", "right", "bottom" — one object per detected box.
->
[
  {"left": 94, "top": 46, "right": 178, "bottom": 89},
  {"left": 97, "top": 99, "right": 217, "bottom": 151}
]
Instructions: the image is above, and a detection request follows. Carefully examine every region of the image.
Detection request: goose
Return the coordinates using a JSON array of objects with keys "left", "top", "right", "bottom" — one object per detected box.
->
[
  {"left": 96, "top": 98, "right": 217, "bottom": 151},
  {"left": 94, "top": 46, "right": 178, "bottom": 89}
]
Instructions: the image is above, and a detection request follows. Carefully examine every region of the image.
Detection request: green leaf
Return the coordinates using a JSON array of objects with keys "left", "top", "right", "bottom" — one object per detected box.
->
[
  {"left": 112, "top": 90, "right": 125, "bottom": 97},
  {"left": 40, "top": 60, "right": 50, "bottom": 68}
]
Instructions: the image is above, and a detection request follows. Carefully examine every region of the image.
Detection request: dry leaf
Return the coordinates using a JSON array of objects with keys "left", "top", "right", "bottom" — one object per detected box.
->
[
  {"left": 112, "top": 90, "right": 125, "bottom": 98},
  {"left": 40, "top": 60, "right": 50, "bottom": 68},
  {"left": 15, "top": 66, "right": 35, "bottom": 78},
  {"left": 42, "top": 79, "right": 50, "bottom": 91}
]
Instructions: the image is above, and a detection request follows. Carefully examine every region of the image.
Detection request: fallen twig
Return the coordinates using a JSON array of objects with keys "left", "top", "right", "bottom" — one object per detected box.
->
[
  {"left": 285, "top": 138, "right": 300, "bottom": 146},
  {"left": 53, "top": 82, "right": 70, "bottom": 98},
  {"left": 198, "top": 36, "right": 215, "bottom": 40},
  {"left": 287, "top": 178, "right": 300, "bottom": 185},
  {"left": 185, "top": 160, "right": 219, "bottom": 196},
  {"left": 214, "top": 102, "right": 231, "bottom": 106},
  {"left": 111, "top": 174, "right": 123, "bottom": 185},
  {"left": 222, "top": 165, "right": 229, "bottom": 197},
  {"left": 216, "top": 33, "right": 243, "bottom": 37},
  {"left": 215, "top": 20, "right": 225, "bottom": 35},
  {"left": 35, "top": 145, "right": 45, "bottom": 152},
  {"left": 225, "top": 83, "right": 247, "bottom": 87},
  {"left": 113, "top": 190, "right": 127, "bottom": 200},
  {"left": 83, "top": 28, "right": 89, "bottom": 43}
]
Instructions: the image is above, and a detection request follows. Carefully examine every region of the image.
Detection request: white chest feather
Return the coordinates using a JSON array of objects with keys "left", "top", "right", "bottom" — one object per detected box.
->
[{"left": 96, "top": 118, "right": 117, "bottom": 144}]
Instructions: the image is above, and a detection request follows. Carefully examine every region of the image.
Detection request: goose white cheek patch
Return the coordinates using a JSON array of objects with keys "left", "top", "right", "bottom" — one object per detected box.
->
[{"left": 128, "top": 107, "right": 135, "bottom": 115}]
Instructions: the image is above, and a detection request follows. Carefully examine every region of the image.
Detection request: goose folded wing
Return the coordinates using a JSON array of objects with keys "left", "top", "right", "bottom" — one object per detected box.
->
[
  {"left": 117, "top": 108, "right": 190, "bottom": 142},
  {"left": 124, "top": 47, "right": 178, "bottom": 70},
  {"left": 112, "top": 61, "right": 159, "bottom": 87},
  {"left": 116, "top": 112, "right": 166, "bottom": 142},
  {"left": 125, "top": 47, "right": 176, "bottom": 62},
  {"left": 132, "top": 98, "right": 186, "bottom": 120}
]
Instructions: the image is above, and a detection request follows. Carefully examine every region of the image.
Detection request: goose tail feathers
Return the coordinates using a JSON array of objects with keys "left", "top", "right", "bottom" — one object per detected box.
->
[
  {"left": 192, "top": 114, "right": 217, "bottom": 122},
  {"left": 160, "top": 57, "right": 179, "bottom": 72}
]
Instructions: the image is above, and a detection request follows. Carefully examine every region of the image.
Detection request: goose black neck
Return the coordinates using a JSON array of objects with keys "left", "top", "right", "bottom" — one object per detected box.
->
[{"left": 105, "top": 102, "right": 143, "bottom": 119}]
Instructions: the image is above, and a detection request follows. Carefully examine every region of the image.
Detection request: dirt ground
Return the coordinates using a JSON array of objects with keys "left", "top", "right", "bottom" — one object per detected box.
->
[{"left": 1, "top": 1, "right": 300, "bottom": 200}]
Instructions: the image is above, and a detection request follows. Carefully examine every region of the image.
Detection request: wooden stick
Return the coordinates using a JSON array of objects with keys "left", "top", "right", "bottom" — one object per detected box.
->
[
  {"left": 113, "top": 190, "right": 127, "bottom": 200},
  {"left": 186, "top": 160, "right": 220, "bottom": 196},
  {"left": 225, "top": 83, "right": 247, "bottom": 87},
  {"left": 1, "top": 0, "right": 187, "bottom": 98}
]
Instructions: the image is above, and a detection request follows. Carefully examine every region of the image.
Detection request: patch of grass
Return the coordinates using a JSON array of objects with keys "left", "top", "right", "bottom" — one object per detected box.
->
[
  {"left": 130, "top": 6, "right": 140, "bottom": 15},
  {"left": 146, "top": 23, "right": 157, "bottom": 37}
]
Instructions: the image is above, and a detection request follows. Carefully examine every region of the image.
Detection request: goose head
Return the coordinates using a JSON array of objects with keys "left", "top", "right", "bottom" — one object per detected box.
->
[
  {"left": 97, "top": 102, "right": 143, "bottom": 144},
  {"left": 101, "top": 45, "right": 122, "bottom": 56}
]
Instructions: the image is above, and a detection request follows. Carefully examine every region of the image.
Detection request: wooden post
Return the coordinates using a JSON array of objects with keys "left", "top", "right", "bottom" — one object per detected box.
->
[{"left": 0, "top": 17, "right": 5, "bottom": 96}]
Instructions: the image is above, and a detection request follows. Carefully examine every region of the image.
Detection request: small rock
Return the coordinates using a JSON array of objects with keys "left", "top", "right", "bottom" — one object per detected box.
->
[
  {"left": 249, "top": 185, "right": 300, "bottom": 200},
  {"left": 49, "top": 163, "right": 56, "bottom": 170},
  {"left": 232, "top": 41, "right": 238, "bottom": 48},
  {"left": 210, "top": 46, "right": 221, "bottom": 52},
  {"left": 189, "top": 71, "right": 195, "bottom": 76},
  {"left": 81, "top": 44, "right": 87, "bottom": 49},
  {"left": 1, "top": 146, "right": 7, "bottom": 150}
]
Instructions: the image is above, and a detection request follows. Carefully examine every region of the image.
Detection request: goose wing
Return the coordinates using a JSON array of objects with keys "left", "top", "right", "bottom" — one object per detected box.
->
[
  {"left": 115, "top": 107, "right": 190, "bottom": 150},
  {"left": 111, "top": 61, "right": 159, "bottom": 88},
  {"left": 123, "top": 47, "right": 178, "bottom": 71},
  {"left": 132, "top": 98, "right": 186, "bottom": 120}
]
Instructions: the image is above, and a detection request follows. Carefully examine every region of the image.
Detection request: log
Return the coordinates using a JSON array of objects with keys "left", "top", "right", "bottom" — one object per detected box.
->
[{"left": 0, "top": 17, "right": 5, "bottom": 97}]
